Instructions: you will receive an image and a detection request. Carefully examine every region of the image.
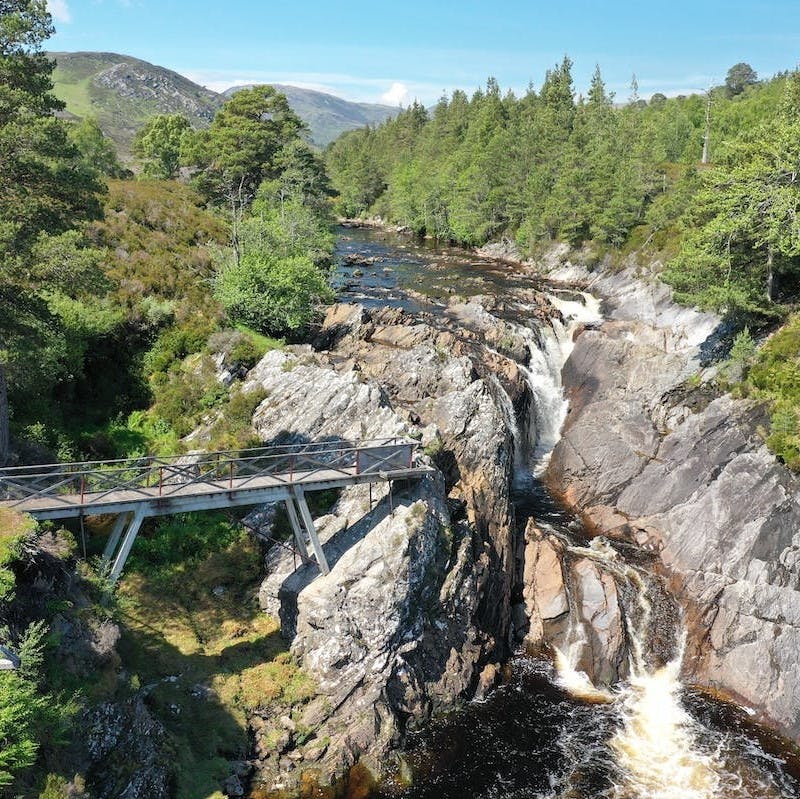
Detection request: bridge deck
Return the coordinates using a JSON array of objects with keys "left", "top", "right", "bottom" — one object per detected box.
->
[
  {"left": 0, "top": 438, "right": 430, "bottom": 520},
  {"left": 3, "top": 465, "right": 429, "bottom": 519}
]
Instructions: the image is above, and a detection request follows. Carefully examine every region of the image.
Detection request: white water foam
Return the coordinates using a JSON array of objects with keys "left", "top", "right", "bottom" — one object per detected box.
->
[
  {"left": 551, "top": 540, "right": 776, "bottom": 799},
  {"left": 607, "top": 628, "right": 729, "bottom": 799},
  {"left": 518, "top": 291, "right": 603, "bottom": 473}
]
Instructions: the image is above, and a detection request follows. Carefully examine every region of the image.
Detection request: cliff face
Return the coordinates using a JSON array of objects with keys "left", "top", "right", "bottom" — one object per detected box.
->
[
  {"left": 238, "top": 298, "right": 550, "bottom": 791},
  {"left": 543, "top": 257, "right": 800, "bottom": 741}
]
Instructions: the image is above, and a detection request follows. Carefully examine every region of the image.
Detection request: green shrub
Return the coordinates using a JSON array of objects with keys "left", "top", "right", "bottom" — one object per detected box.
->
[
  {"left": 0, "top": 510, "right": 36, "bottom": 601},
  {"left": 126, "top": 513, "right": 244, "bottom": 577},
  {"left": 215, "top": 252, "right": 332, "bottom": 337},
  {"left": 206, "top": 388, "right": 268, "bottom": 451},
  {"left": 228, "top": 336, "right": 263, "bottom": 370}
]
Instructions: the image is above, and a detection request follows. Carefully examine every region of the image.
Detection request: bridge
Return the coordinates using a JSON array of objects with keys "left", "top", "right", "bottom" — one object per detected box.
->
[{"left": 0, "top": 438, "right": 432, "bottom": 584}]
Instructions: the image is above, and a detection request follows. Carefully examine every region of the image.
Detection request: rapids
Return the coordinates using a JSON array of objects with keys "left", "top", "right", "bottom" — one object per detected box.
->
[{"left": 333, "top": 225, "right": 800, "bottom": 799}]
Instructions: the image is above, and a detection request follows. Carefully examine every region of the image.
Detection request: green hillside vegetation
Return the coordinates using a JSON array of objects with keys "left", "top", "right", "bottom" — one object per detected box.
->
[
  {"left": 49, "top": 51, "right": 222, "bottom": 157},
  {"left": 1, "top": 6, "right": 336, "bottom": 795},
  {"left": 50, "top": 52, "right": 400, "bottom": 157}
]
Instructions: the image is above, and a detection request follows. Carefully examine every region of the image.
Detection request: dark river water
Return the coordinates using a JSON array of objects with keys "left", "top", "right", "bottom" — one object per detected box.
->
[{"left": 332, "top": 225, "right": 800, "bottom": 799}]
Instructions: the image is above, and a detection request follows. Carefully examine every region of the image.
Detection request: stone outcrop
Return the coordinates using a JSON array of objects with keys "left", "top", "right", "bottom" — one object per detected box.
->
[
  {"left": 1, "top": 527, "right": 171, "bottom": 799},
  {"left": 520, "top": 522, "right": 627, "bottom": 686},
  {"left": 81, "top": 698, "right": 172, "bottom": 799},
  {"left": 542, "top": 253, "right": 800, "bottom": 740},
  {"left": 239, "top": 298, "right": 551, "bottom": 791}
]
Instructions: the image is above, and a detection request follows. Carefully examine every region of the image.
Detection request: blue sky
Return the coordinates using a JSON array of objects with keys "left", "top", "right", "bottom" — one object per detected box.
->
[{"left": 46, "top": 0, "right": 800, "bottom": 106}]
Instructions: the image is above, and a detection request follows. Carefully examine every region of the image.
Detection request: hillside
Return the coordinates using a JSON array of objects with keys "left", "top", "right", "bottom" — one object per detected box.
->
[
  {"left": 223, "top": 83, "right": 397, "bottom": 146},
  {"left": 49, "top": 51, "right": 222, "bottom": 156},
  {"left": 49, "top": 52, "right": 398, "bottom": 155}
]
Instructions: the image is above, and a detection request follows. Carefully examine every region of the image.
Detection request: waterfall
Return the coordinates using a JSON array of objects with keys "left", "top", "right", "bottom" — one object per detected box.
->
[
  {"left": 333, "top": 225, "right": 800, "bottom": 799},
  {"left": 515, "top": 291, "right": 603, "bottom": 474},
  {"left": 608, "top": 636, "right": 722, "bottom": 799},
  {"left": 550, "top": 537, "right": 792, "bottom": 799}
]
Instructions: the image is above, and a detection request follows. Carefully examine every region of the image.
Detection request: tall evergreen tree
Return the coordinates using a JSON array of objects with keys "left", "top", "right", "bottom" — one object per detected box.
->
[{"left": 0, "top": 0, "right": 104, "bottom": 465}]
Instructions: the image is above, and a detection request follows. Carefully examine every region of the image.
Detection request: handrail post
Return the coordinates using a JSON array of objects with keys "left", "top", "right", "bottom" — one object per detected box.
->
[
  {"left": 80, "top": 475, "right": 85, "bottom": 505},
  {"left": 159, "top": 467, "right": 163, "bottom": 496},
  {"left": 290, "top": 455, "right": 295, "bottom": 483},
  {"left": 229, "top": 460, "right": 234, "bottom": 489}
]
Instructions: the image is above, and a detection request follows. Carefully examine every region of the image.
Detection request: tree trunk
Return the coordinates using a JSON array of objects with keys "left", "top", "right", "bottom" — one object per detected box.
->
[
  {"left": 0, "top": 363, "right": 9, "bottom": 467},
  {"left": 701, "top": 92, "right": 712, "bottom": 164},
  {"left": 766, "top": 245, "right": 775, "bottom": 302}
]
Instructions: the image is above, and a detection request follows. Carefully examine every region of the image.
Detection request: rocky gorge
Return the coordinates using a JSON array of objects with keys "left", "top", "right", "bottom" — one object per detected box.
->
[
  {"left": 236, "top": 288, "right": 576, "bottom": 792},
  {"left": 542, "top": 251, "right": 800, "bottom": 743},
  {"left": 233, "top": 228, "right": 800, "bottom": 796}
]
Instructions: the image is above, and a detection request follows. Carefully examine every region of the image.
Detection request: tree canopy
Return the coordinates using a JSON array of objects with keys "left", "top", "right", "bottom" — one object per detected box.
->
[
  {"left": 0, "top": 0, "right": 105, "bottom": 465},
  {"left": 184, "top": 85, "right": 306, "bottom": 209},
  {"left": 725, "top": 62, "right": 758, "bottom": 97},
  {"left": 132, "top": 113, "right": 192, "bottom": 179}
]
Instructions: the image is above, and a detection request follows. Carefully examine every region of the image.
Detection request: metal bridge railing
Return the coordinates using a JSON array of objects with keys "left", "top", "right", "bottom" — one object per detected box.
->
[{"left": 0, "top": 437, "right": 419, "bottom": 510}]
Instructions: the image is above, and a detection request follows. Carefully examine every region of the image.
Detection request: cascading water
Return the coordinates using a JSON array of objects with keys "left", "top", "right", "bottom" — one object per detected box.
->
[
  {"left": 493, "top": 290, "right": 602, "bottom": 481},
  {"left": 557, "top": 539, "right": 729, "bottom": 799},
  {"left": 334, "top": 226, "right": 800, "bottom": 799}
]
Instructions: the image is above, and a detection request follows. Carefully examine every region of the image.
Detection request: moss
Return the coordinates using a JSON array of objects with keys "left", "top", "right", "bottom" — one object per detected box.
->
[
  {"left": 0, "top": 510, "right": 37, "bottom": 601},
  {"left": 745, "top": 314, "right": 800, "bottom": 469},
  {"left": 116, "top": 531, "right": 317, "bottom": 799}
]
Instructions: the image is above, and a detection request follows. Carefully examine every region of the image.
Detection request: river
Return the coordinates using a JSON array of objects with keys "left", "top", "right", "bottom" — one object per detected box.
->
[{"left": 332, "top": 225, "right": 800, "bottom": 799}]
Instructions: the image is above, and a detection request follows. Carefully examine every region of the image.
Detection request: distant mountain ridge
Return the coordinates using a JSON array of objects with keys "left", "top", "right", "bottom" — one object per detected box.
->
[
  {"left": 223, "top": 83, "right": 397, "bottom": 146},
  {"left": 49, "top": 52, "right": 222, "bottom": 156},
  {"left": 48, "top": 52, "right": 398, "bottom": 156}
]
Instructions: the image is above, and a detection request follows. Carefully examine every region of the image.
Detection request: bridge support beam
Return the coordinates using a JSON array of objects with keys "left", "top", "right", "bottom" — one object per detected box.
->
[
  {"left": 292, "top": 487, "right": 329, "bottom": 575},
  {"left": 283, "top": 499, "right": 311, "bottom": 563},
  {"left": 109, "top": 506, "right": 145, "bottom": 584},
  {"left": 103, "top": 511, "right": 133, "bottom": 564}
]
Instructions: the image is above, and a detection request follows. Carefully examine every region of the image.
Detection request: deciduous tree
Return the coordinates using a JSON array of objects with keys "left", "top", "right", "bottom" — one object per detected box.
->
[{"left": 132, "top": 113, "right": 191, "bottom": 179}]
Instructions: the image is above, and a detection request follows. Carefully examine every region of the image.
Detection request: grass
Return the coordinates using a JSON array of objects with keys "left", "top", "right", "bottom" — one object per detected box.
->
[
  {"left": 0, "top": 510, "right": 37, "bottom": 600},
  {"left": 115, "top": 526, "right": 317, "bottom": 799},
  {"left": 234, "top": 324, "right": 285, "bottom": 354},
  {"left": 50, "top": 70, "right": 95, "bottom": 118}
]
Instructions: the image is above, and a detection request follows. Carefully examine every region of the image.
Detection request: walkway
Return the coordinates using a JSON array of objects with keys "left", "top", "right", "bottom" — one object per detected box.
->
[{"left": 0, "top": 438, "right": 431, "bottom": 582}]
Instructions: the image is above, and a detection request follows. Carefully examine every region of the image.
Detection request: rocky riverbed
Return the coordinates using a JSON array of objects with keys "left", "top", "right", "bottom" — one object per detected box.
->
[{"left": 542, "top": 250, "right": 800, "bottom": 742}]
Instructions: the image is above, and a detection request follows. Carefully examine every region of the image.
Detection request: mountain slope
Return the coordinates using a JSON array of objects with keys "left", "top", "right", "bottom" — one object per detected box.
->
[
  {"left": 49, "top": 52, "right": 223, "bottom": 156},
  {"left": 49, "top": 52, "right": 398, "bottom": 155},
  {"left": 223, "top": 83, "right": 397, "bottom": 146}
]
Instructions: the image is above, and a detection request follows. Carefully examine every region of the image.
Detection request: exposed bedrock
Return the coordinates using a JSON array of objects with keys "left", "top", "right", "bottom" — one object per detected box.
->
[
  {"left": 241, "top": 295, "right": 562, "bottom": 790},
  {"left": 519, "top": 522, "right": 627, "bottom": 686},
  {"left": 543, "top": 257, "right": 800, "bottom": 741}
]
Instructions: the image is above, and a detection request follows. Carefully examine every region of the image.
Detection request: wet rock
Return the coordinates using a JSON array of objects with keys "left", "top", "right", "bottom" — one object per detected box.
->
[
  {"left": 546, "top": 255, "right": 800, "bottom": 740},
  {"left": 474, "top": 662, "right": 501, "bottom": 700},
  {"left": 571, "top": 558, "right": 625, "bottom": 685},
  {"left": 221, "top": 774, "right": 245, "bottom": 797},
  {"left": 519, "top": 522, "right": 625, "bottom": 685}
]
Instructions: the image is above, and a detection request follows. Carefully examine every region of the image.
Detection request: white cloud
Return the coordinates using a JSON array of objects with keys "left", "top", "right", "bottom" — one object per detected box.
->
[
  {"left": 47, "top": 0, "right": 71, "bottom": 23},
  {"left": 381, "top": 82, "right": 410, "bottom": 107}
]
